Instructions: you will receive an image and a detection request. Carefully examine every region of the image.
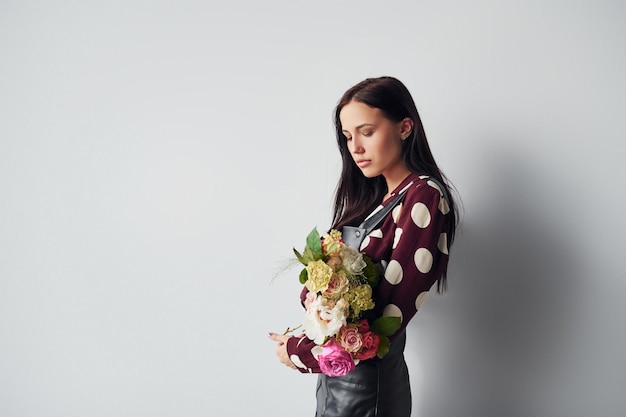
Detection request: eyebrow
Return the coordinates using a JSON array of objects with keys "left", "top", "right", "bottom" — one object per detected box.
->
[{"left": 342, "top": 123, "right": 375, "bottom": 134}]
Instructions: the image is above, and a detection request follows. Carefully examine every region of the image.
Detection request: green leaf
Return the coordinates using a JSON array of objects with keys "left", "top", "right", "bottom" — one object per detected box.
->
[
  {"left": 362, "top": 256, "right": 379, "bottom": 287},
  {"left": 303, "top": 246, "right": 324, "bottom": 263},
  {"left": 377, "top": 335, "right": 390, "bottom": 359},
  {"left": 299, "top": 268, "right": 308, "bottom": 284},
  {"left": 371, "top": 316, "right": 401, "bottom": 337},
  {"left": 293, "top": 248, "right": 306, "bottom": 265},
  {"left": 306, "top": 227, "right": 322, "bottom": 254}
]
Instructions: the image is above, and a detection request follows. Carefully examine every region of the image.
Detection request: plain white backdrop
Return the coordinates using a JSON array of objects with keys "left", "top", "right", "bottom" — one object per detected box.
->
[{"left": 1, "top": 1, "right": 625, "bottom": 416}]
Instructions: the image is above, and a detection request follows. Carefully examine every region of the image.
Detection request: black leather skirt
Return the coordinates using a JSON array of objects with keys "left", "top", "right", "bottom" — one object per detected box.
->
[{"left": 314, "top": 330, "right": 411, "bottom": 417}]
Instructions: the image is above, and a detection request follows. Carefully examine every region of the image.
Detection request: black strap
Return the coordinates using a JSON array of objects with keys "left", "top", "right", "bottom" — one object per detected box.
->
[
  {"left": 359, "top": 175, "right": 449, "bottom": 234},
  {"left": 358, "top": 188, "right": 408, "bottom": 234}
]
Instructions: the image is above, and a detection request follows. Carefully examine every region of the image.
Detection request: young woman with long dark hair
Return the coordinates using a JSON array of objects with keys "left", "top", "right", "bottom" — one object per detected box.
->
[{"left": 270, "top": 76, "right": 458, "bottom": 417}]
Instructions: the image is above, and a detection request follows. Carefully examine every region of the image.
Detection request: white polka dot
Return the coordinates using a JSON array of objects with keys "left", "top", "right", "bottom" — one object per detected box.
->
[
  {"left": 311, "top": 345, "right": 324, "bottom": 360},
  {"left": 361, "top": 229, "right": 382, "bottom": 250},
  {"left": 398, "top": 182, "right": 413, "bottom": 194},
  {"left": 393, "top": 228, "right": 403, "bottom": 249},
  {"left": 384, "top": 260, "right": 403, "bottom": 285},
  {"left": 438, "top": 233, "right": 449, "bottom": 255},
  {"left": 383, "top": 304, "right": 403, "bottom": 323},
  {"left": 411, "top": 202, "right": 431, "bottom": 228},
  {"left": 427, "top": 180, "right": 442, "bottom": 194},
  {"left": 363, "top": 205, "right": 383, "bottom": 221},
  {"left": 392, "top": 204, "right": 402, "bottom": 223},
  {"left": 380, "top": 260, "right": 388, "bottom": 270},
  {"left": 290, "top": 354, "right": 307, "bottom": 369},
  {"left": 439, "top": 197, "right": 450, "bottom": 215},
  {"left": 414, "top": 248, "right": 433, "bottom": 273},
  {"left": 415, "top": 291, "right": 428, "bottom": 310}
]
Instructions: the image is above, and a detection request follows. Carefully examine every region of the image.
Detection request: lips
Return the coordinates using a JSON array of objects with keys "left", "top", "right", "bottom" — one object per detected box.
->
[{"left": 356, "top": 159, "right": 371, "bottom": 168}]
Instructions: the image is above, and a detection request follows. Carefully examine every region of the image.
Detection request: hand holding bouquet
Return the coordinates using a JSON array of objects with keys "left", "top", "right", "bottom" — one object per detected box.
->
[{"left": 290, "top": 228, "right": 400, "bottom": 377}]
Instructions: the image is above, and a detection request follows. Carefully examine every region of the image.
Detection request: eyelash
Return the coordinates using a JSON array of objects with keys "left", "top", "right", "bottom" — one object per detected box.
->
[{"left": 345, "top": 131, "right": 373, "bottom": 141}]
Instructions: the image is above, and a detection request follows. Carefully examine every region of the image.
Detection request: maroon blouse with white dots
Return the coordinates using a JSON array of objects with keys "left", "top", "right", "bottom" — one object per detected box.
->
[{"left": 286, "top": 173, "right": 451, "bottom": 373}]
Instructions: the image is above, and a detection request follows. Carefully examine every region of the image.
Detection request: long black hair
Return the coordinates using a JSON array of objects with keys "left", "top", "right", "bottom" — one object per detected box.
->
[{"left": 331, "top": 76, "right": 458, "bottom": 291}]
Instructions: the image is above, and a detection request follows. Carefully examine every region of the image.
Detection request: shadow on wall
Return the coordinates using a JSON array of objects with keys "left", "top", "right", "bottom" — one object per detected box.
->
[{"left": 416, "top": 145, "right": 585, "bottom": 417}]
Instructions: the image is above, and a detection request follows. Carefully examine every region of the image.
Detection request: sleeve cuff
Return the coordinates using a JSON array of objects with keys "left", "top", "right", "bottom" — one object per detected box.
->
[{"left": 286, "top": 335, "right": 321, "bottom": 374}]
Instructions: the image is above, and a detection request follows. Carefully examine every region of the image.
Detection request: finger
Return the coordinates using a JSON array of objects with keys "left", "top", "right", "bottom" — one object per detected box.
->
[{"left": 268, "top": 332, "right": 288, "bottom": 343}]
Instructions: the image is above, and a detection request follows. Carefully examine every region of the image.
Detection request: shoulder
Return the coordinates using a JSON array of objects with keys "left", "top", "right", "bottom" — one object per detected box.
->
[
  {"left": 402, "top": 175, "right": 446, "bottom": 201},
  {"left": 399, "top": 175, "right": 451, "bottom": 217}
]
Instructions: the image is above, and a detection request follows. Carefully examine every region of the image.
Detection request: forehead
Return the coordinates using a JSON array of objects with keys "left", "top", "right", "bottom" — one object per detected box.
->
[{"left": 339, "top": 101, "right": 385, "bottom": 129}]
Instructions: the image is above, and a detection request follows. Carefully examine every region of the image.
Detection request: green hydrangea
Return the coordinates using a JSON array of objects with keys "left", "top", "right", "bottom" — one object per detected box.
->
[{"left": 344, "top": 284, "right": 375, "bottom": 318}]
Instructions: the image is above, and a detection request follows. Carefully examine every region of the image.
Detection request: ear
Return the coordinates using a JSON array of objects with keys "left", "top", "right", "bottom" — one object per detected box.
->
[{"left": 399, "top": 117, "right": 414, "bottom": 140}]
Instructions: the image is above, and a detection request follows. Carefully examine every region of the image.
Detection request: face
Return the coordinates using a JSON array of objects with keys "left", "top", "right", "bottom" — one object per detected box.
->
[{"left": 339, "top": 100, "right": 412, "bottom": 182}]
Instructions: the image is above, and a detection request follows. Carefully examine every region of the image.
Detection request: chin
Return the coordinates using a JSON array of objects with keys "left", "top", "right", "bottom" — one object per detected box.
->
[{"left": 360, "top": 170, "right": 381, "bottom": 179}]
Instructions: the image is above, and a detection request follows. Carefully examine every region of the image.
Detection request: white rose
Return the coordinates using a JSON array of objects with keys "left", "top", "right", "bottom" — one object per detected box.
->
[
  {"left": 303, "top": 296, "right": 348, "bottom": 344},
  {"left": 342, "top": 246, "right": 367, "bottom": 275}
]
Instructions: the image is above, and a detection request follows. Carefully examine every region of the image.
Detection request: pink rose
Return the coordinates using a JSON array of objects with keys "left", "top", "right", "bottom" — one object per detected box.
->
[
  {"left": 322, "top": 273, "right": 349, "bottom": 299},
  {"left": 318, "top": 339, "right": 356, "bottom": 377},
  {"left": 356, "top": 319, "right": 370, "bottom": 333},
  {"left": 356, "top": 331, "right": 379, "bottom": 361},
  {"left": 338, "top": 325, "right": 363, "bottom": 353}
]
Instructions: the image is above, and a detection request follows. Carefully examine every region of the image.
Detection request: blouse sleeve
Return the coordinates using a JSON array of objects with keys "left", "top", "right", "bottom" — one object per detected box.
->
[
  {"left": 374, "top": 180, "right": 451, "bottom": 341},
  {"left": 285, "top": 335, "right": 322, "bottom": 374}
]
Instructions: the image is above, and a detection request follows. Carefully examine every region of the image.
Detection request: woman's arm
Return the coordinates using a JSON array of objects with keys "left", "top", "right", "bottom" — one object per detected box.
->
[
  {"left": 284, "top": 334, "right": 322, "bottom": 373},
  {"left": 373, "top": 179, "right": 451, "bottom": 341}
]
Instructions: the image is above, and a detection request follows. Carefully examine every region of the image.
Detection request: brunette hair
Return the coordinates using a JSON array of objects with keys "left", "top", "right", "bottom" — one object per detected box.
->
[{"left": 331, "top": 76, "right": 458, "bottom": 291}]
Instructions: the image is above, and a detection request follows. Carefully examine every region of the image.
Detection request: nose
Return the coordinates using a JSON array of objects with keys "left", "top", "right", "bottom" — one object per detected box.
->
[{"left": 349, "top": 136, "right": 364, "bottom": 154}]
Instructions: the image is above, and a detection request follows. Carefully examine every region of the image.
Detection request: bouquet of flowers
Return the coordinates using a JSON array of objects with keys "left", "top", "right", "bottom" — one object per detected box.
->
[{"left": 290, "top": 227, "right": 401, "bottom": 377}]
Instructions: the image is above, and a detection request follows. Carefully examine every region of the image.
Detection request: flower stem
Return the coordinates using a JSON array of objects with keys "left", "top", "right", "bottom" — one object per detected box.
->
[{"left": 282, "top": 324, "right": 302, "bottom": 335}]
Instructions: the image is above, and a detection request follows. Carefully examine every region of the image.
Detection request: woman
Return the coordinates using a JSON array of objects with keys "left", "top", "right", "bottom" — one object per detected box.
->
[{"left": 269, "top": 76, "right": 458, "bottom": 417}]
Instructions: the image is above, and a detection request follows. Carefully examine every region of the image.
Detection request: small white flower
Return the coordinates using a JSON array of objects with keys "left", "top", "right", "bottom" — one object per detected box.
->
[{"left": 342, "top": 246, "right": 367, "bottom": 275}]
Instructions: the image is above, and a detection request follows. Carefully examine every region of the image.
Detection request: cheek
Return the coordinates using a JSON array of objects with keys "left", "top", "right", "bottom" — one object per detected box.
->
[
  {"left": 388, "top": 135, "right": 404, "bottom": 152},
  {"left": 379, "top": 141, "right": 402, "bottom": 161}
]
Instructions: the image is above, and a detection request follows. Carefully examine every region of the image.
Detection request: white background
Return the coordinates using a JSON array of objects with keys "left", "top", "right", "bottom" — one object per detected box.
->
[{"left": 1, "top": 1, "right": 625, "bottom": 416}]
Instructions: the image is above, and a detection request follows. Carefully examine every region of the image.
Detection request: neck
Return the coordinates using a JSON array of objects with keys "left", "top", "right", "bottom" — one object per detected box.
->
[{"left": 383, "top": 166, "right": 411, "bottom": 195}]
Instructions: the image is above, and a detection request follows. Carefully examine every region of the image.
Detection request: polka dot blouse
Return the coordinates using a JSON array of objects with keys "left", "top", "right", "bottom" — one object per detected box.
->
[{"left": 286, "top": 173, "right": 451, "bottom": 373}]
